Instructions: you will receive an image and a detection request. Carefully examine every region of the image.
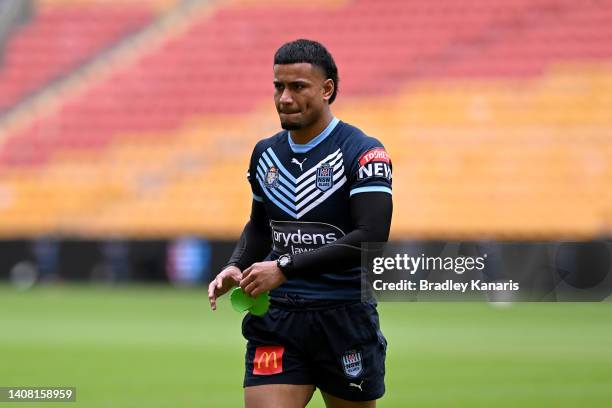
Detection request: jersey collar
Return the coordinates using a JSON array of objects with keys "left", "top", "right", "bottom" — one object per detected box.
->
[{"left": 288, "top": 117, "right": 339, "bottom": 154}]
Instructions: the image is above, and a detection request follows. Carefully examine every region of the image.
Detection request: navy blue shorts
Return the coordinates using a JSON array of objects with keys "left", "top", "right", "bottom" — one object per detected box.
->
[{"left": 242, "top": 300, "right": 387, "bottom": 402}]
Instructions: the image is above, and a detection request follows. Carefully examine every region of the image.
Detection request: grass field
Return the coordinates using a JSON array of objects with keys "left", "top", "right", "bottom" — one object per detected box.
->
[{"left": 1, "top": 284, "right": 611, "bottom": 407}]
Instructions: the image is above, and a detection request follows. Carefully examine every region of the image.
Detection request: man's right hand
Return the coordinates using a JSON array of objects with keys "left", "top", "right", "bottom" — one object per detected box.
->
[{"left": 208, "top": 265, "right": 242, "bottom": 311}]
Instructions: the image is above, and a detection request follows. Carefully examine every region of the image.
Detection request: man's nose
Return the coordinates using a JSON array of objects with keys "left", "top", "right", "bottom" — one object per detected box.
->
[{"left": 279, "top": 88, "right": 293, "bottom": 104}]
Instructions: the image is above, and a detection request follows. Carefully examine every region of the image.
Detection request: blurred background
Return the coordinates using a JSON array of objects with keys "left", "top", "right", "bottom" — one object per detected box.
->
[{"left": 0, "top": 0, "right": 611, "bottom": 407}]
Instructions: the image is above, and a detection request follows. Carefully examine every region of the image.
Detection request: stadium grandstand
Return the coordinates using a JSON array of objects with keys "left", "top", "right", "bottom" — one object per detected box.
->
[{"left": 0, "top": 0, "right": 610, "bottom": 240}]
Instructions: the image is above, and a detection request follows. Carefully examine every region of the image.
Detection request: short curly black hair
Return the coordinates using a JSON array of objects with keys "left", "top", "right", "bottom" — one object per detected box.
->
[{"left": 274, "top": 39, "right": 339, "bottom": 104}]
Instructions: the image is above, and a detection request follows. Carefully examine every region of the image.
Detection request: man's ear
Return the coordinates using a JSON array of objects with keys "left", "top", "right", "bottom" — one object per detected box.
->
[{"left": 322, "top": 78, "right": 334, "bottom": 102}]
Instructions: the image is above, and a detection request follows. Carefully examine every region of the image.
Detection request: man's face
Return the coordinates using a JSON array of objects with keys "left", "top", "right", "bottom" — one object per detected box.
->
[{"left": 273, "top": 63, "right": 333, "bottom": 131}]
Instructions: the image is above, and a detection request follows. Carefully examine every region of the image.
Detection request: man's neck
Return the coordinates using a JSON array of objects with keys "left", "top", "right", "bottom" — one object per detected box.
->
[{"left": 290, "top": 110, "right": 334, "bottom": 145}]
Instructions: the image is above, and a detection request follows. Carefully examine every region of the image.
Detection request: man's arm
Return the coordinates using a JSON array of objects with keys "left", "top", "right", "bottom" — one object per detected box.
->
[
  {"left": 288, "top": 191, "right": 392, "bottom": 277},
  {"left": 240, "top": 192, "right": 392, "bottom": 296},
  {"left": 208, "top": 199, "right": 271, "bottom": 310},
  {"left": 225, "top": 199, "right": 272, "bottom": 271}
]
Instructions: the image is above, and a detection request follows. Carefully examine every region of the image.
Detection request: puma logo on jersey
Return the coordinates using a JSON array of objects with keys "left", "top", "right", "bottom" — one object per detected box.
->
[
  {"left": 291, "top": 157, "right": 307, "bottom": 171},
  {"left": 349, "top": 380, "right": 364, "bottom": 391}
]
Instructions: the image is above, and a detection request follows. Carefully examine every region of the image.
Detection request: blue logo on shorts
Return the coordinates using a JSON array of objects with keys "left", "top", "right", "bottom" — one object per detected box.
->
[{"left": 341, "top": 349, "right": 363, "bottom": 378}]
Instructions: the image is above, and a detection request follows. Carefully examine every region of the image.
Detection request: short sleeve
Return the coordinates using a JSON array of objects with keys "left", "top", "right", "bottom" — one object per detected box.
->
[{"left": 348, "top": 138, "right": 392, "bottom": 197}]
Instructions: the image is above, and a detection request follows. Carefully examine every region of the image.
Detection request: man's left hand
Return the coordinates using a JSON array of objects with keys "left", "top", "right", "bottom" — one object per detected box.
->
[{"left": 240, "top": 261, "right": 287, "bottom": 297}]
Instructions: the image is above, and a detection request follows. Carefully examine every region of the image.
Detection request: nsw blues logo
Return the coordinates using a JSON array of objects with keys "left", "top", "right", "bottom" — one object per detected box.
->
[
  {"left": 341, "top": 349, "right": 363, "bottom": 378},
  {"left": 316, "top": 163, "right": 334, "bottom": 192},
  {"left": 265, "top": 166, "right": 279, "bottom": 188}
]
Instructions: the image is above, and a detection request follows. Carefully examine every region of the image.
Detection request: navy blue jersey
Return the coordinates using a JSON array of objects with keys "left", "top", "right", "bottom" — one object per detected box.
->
[{"left": 247, "top": 118, "right": 392, "bottom": 300}]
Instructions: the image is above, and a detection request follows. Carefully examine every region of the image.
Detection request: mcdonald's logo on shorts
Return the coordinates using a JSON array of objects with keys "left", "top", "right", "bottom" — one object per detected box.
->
[{"left": 253, "top": 346, "right": 284, "bottom": 375}]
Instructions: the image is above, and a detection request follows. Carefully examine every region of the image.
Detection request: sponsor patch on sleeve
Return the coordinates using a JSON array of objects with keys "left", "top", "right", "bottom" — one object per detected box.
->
[
  {"left": 358, "top": 148, "right": 390, "bottom": 167},
  {"left": 357, "top": 148, "right": 392, "bottom": 180}
]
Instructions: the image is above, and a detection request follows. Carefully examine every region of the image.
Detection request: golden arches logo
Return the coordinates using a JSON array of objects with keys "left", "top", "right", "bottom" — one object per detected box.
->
[{"left": 256, "top": 351, "right": 278, "bottom": 369}]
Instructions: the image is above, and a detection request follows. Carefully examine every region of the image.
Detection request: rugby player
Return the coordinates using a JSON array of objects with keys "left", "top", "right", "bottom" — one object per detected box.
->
[{"left": 208, "top": 39, "right": 393, "bottom": 408}]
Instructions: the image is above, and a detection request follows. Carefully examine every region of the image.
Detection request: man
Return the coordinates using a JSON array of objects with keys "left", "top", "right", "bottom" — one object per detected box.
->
[{"left": 208, "top": 39, "right": 393, "bottom": 408}]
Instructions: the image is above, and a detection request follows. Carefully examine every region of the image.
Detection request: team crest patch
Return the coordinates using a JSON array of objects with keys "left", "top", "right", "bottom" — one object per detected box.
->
[
  {"left": 341, "top": 349, "right": 363, "bottom": 378},
  {"left": 265, "top": 166, "right": 279, "bottom": 188},
  {"left": 316, "top": 163, "right": 334, "bottom": 192}
]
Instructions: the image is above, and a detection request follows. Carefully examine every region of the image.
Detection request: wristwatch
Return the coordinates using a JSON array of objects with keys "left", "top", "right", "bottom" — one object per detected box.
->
[{"left": 276, "top": 254, "right": 294, "bottom": 277}]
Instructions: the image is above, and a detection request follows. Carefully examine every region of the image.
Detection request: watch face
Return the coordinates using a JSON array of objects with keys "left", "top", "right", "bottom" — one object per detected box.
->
[{"left": 279, "top": 256, "right": 289, "bottom": 267}]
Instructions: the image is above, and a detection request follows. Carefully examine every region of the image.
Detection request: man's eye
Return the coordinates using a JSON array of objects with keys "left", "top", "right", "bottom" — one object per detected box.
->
[
  {"left": 294, "top": 84, "right": 304, "bottom": 90},
  {"left": 274, "top": 84, "right": 284, "bottom": 90}
]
